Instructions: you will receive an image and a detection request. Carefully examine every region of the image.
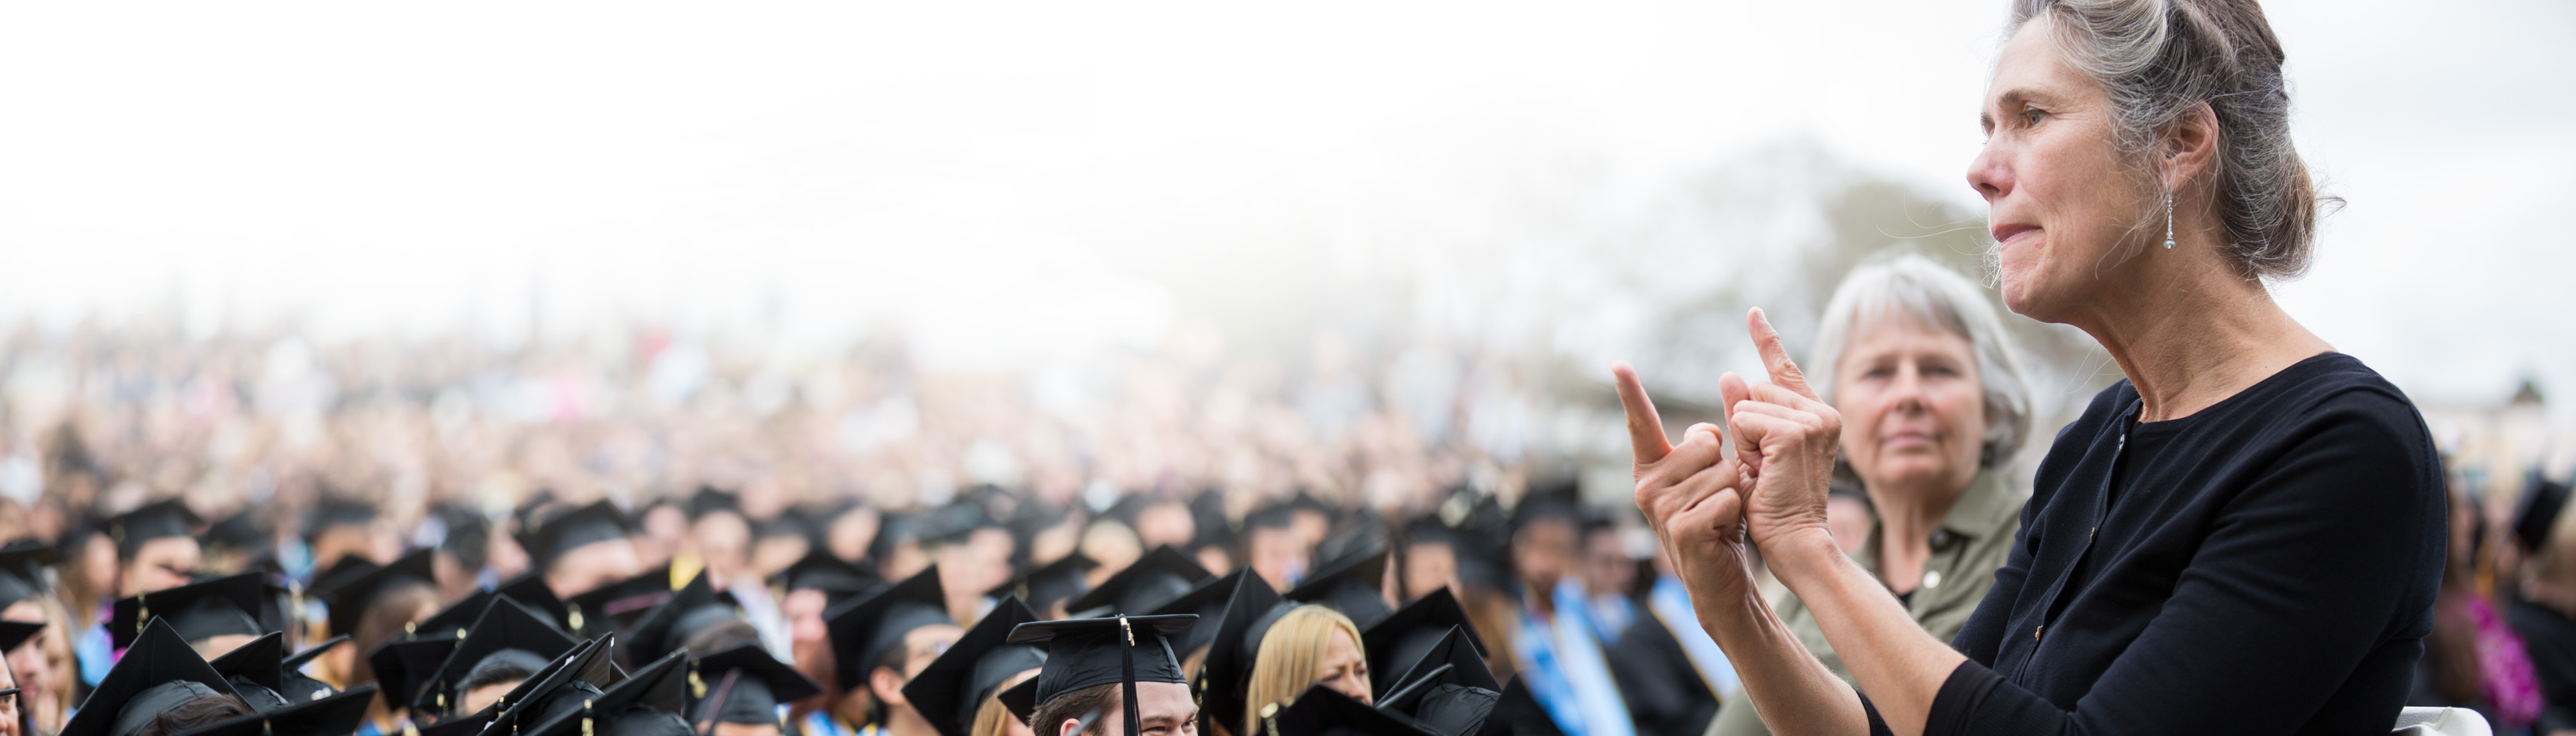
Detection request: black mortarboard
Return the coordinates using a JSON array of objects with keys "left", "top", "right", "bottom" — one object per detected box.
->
[
  {"left": 1268, "top": 684, "right": 1434, "bottom": 736},
  {"left": 202, "top": 511, "right": 271, "bottom": 564},
  {"left": 435, "top": 504, "right": 492, "bottom": 570},
  {"left": 774, "top": 547, "right": 884, "bottom": 607},
  {"left": 619, "top": 570, "right": 737, "bottom": 667},
  {"left": 1285, "top": 548, "right": 1393, "bottom": 628},
  {"left": 205, "top": 632, "right": 292, "bottom": 712},
  {"left": 412, "top": 596, "right": 580, "bottom": 718},
  {"left": 1467, "top": 676, "right": 1563, "bottom": 736},
  {"left": 826, "top": 565, "right": 952, "bottom": 691},
  {"left": 903, "top": 597, "right": 1047, "bottom": 736},
  {"left": 869, "top": 512, "right": 922, "bottom": 566},
  {"left": 1188, "top": 490, "right": 1234, "bottom": 550},
  {"left": 1244, "top": 504, "right": 1299, "bottom": 534},
  {"left": 1361, "top": 588, "right": 1487, "bottom": 700},
  {"left": 2517, "top": 475, "right": 2571, "bottom": 552},
  {"left": 280, "top": 636, "right": 345, "bottom": 703},
  {"left": 691, "top": 644, "right": 823, "bottom": 727},
  {"left": 419, "top": 572, "right": 572, "bottom": 641},
  {"left": 0, "top": 619, "right": 44, "bottom": 652},
  {"left": 688, "top": 486, "right": 742, "bottom": 520},
  {"left": 1008, "top": 615, "right": 1196, "bottom": 736},
  {"left": 564, "top": 564, "right": 674, "bottom": 639},
  {"left": 992, "top": 554, "right": 1096, "bottom": 614},
  {"left": 996, "top": 676, "right": 1040, "bottom": 725},
  {"left": 475, "top": 636, "right": 619, "bottom": 736},
  {"left": 1204, "top": 570, "right": 1290, "bottom": 736},
  {"left": 169, "top": 685, "right": 377, "bottom": 736},
  {"left": 0, "top": 567, "right": 41, "bottom": 613},
  {"left": 367, "top": 635, "right": 455, "bottom": 715},
  {"left": 1148, "top": 568, "right": 1241, "bottom": 662},
  {"left": 514, "top": 501, "right": 632, "bottom": 573},
  {"left": 520, "top": 650, "right": 692, "bottom": 736},
  {"left": 103, "top": 499, "right": 201, "bottom": 559},
  {"left": 110, "top": 572, "right": 278, "bottom": 651},
  {"left": 1069, "top": 546, "right": 1211, "bottom": 616},
  {"left": 1375, "top": 626, "right": 1499, "bottom": 736},
  {"left": 60, "top": 617, "right": 242, "bottom": 736},
  {"left": 0, "top": 539, "right": 56, "bottom": 591},
  {"left": 916, "top": 501, "right": 1001, "bottom": 547},
  {"left": 315, "top": 548, "right": 435, "bottom": 639},
  {"left": 304, "top": 498, "right": 379, "bottom": 537}
]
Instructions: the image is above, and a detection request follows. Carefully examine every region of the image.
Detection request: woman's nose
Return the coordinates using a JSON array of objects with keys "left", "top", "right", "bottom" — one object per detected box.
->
[{"left": 1967, "top": 141, "right": 2012, "bottom": 202}]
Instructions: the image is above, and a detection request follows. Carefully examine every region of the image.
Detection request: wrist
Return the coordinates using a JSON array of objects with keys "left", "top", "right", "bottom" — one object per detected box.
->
[{"left": 1761, "top": 527, "right": 1850, "bottom": 586}]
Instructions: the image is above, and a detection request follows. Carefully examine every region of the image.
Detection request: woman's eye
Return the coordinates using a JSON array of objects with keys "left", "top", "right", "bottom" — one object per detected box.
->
[{"left": 2022, "top": 107, "right": 2049, "bottom": 125}]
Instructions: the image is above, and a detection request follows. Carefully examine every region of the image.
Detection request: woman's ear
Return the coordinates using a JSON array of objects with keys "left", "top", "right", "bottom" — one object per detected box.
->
[
  {"left": 2162, "top": 100, "right": 2221, "bottom": 193},
  {"left": 869, "top": 666, "right": 909, "bottom": 708}
]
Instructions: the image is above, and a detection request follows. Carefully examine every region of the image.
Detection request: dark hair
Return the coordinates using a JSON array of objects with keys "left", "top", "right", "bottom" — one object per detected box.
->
[
  {"left": 458, "top": 650, "right": 548, "bottom": 694},
  {"left": 2009, "top": 0, "right": 2333, "bottom": 280},
  {"left": 135, "top": 694, "right": 253, "bottom": 736},
  {"left": 1027, "top": 682, "right": 1119, "bottom": 736},
  {"left": 351, "top": 580, "right": 441, "bottom": 687}
]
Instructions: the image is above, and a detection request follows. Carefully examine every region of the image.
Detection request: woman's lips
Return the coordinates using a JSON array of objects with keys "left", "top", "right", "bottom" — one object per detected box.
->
[{"left": 1991, "top": 223, "right": 2040, "bottom": 247}]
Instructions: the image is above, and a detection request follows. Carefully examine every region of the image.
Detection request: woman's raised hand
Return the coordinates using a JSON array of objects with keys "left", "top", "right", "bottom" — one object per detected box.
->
[
  {"left": 1720, "top": 308, "right": 1841, "bottom": 554},
  {"left": 1615, "top": 360, "right": 1760, "bottom": 607}
]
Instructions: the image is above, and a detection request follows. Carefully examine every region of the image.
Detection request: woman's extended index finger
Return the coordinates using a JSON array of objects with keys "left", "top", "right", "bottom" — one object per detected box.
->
[
  {"left": 1612, "top": 362, "right": 1674, "bottom": 465},
  {"left": 1746, "top": 307, "right": 1822, "bottom": 402}
]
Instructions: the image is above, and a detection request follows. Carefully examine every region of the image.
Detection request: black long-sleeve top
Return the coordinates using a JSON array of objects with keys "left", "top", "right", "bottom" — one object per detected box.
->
[{"left": 1860, "top": 353, "right": 2445, "bottom": 735}]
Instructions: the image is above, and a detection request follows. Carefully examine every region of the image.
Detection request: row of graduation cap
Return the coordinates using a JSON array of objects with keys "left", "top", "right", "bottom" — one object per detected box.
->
[{"left": 25, "top": 498, "right": 1566, "bottom": 736}]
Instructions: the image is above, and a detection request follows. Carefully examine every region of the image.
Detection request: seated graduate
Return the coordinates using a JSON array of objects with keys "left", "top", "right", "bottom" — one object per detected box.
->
[
  {"left": 1206, "top": 557, "right": 1393, "bottom": 736},
  {"left": 902, "top": 596, "right": 1047, "bottom": 736},
  {"left": 409, "top": 596, "right": 577, "bottom": 721},
  {"left": 514, "top": 649, "right": 695, "bottom": 736},
  {"left": 162, "top": 656, "right": 377, "bottom": 736},
  {"left": 690, "top": 644, "right": 823, "bottom": 736},
  {"left": 363, "top": 572, "right": 565, "bottom": 724},
  {"left": 106, "top": 500, "right": 204, "bottom": 600},
  {"left": 819, "top": 567, "right": 961, "bottom": 736},
  {"left": 468, "top": 636, "right": 619, "bottom": 735},
  {"left": 1372, "top": 626, "right": 1502, "bottom": 736},
  {"left": 312, "top": 548, "right": 442, "bottom": 731},
  {"left": 2, "top": 619, "right": 44, "bottom": 736},
  {"left": 775, "top": 546, "right": 884, "bottom": 709},
  {"left": 514, "top": 501, "right": 644, "bottom": 601},
  {"left": 1008, "top": 614, "right": 1199, "bottom": 736},
  {"left": 61, "top": 618, "right": 255, "bottom": 736},
  {"left": 1145, "top": 570, "right": 1242, "bottom": 681},
  {"left": 108, "top": 573, "right": 281, "bottom": 659}
]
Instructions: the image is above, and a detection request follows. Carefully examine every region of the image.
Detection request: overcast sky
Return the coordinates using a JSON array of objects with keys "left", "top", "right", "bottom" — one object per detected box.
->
[{"left": 0, "top": 0, "right": 2567, "bottom": 419}]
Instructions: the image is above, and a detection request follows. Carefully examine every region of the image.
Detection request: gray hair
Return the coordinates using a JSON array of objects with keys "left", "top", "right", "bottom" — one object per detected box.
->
[
  {"left": 2009, "top": 0, "right": 2331, "bottom": 281},
  {"left": 1809, "top": 254, "right": 2033, "bottom": 468}
]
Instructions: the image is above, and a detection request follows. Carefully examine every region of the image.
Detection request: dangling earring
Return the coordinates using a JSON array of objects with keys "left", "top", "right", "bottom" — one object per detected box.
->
[{"left": 2162, "top": 195, "right": 2177, "bottom": 249}]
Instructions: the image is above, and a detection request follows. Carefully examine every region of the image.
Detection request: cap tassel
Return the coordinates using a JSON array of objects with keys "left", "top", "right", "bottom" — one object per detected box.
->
[{"left": 1119, "top": 616, "right": 1141, "bottom": 736}]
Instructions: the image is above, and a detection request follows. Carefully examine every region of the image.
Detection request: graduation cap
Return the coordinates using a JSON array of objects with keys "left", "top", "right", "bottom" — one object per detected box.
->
[
  {"left": 203, "top": 510, "right": 269, "bottom": 557},
  {"left": 1266, "top": 684, "right": 1434, "bottom": 736},
  {"left": 366, "top": 634, "right": 456, "bottom": 715},
  {"left": 774, "top": 547, "right": 884, "bottom": 607},
  {"left": 1068, "top": 546, "right": 1211, "bottom": 616},
  {"left": 419, "top": 572, "right": 572, "bottom": 641},
  {"left": 281, "top": 636, "right": 346, "bottom": 703},
  {"left": 315, "top": 548, "right": 436, "bottom": 639},
  {"left": 1374, "top": 627, "right": 1499, "bottom": 736},
  {"left": 0, "top": 619, "right": 44, "bottom": 652},
  {"left": 915, "top": 501, "right": 1001, "bottom": 547},
  {"left": 1285, "top": 548, "right": 1393, "bottom": 629},
  {"left": 1361, "top": 588, "right": 1487, "bottom": 700},
  {"left": 102, "top": 498, "right": 201, "bottom": 560},
  {"left": 990, "top": 553, "right": 1096, "bottom": 616},
  {"left": 996, "top": 676, "right": 1040, "bottom": 725},
  {"left": 61, "top": 617, "right": 242, "bottom": 736},
  {"left": 0, "top": 538, "right": 61, "bottom": 591},
  {"left": 514, "top": 501, "right": 632, "bottom": 574},
  {"left": 433, "top": 504, "right": 493, "bottom": 570},
  {"left": 412, "top": 596, "right": 580, "bottom": 718},
  {"left": 619, "top": 570, "right": 738, "bottom": 666},
  {"left": 0, "top": 567, "right": 41, "bottom": 614},
  {"left": 1202, "top": 570, "right": 1290, "bottom": 736},
  {"left": 1467, "top": 676, "right": 1563, "bottom": 736},
  {"left": 205, "top": 632, "right": 293, "bottom": 712},
  {"left": 169, "top": 685, "right": 377, "bottom": 736},
  {"left": 1007, "top": 615, "right": 1197, "bottom": 736},
  {"left": 825, "top": 565, "right": 952, "bottom": 692},
  {"left": 2517, "top": 475, "right": 2571, "bottom": 552},
  {"left": 475, "top": 636, "right": 620, "bottom": 736},
  {"left": 688, "top": 486, "right": 742, "bottom": 520},
  {"left": 903, "top": 596, "right": 1047, "bottom": 736},
  {"left": 303, "top": 498, "right": 380, "bottom": 537},
  {"left": 110, "top": 572, "right": 279, "bottom": 651},
  {"left": 564, "top": 564, "right": 674, "bottom": 638},
  {"left": 689, "top": 645, "right": 823, "bottom": 728},
  {"left": 1152, "top": 568, "right": 1244, "bottom": 659},
  {"left": 520, "top": 649, "right": 693, "bottom": 736}
]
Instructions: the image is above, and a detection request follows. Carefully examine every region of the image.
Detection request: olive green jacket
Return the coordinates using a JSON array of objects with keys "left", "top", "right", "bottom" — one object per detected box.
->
[{"left": 1704, "top": 472, "right": 2027, "bottom": 736}]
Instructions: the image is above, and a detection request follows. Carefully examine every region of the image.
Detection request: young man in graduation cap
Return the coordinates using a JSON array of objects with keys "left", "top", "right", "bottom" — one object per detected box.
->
[
  {"left": 775, "top": 547, "right": 882, "bottom": 706},
  {"left": 691, "top": 643, "right": 823, "bottom": 736},
  {"left": 61, "top": 618, "right": 258, "bottom": 736},
  {"left": 1009, "top": 614, "right": 1200, "bottom": 736},
  {"left": 815, "top": 567, "right": 959, "bottom": 736},
  {"left": 515, "top": 501, "right": 645, "bottom": 600},
  {"left": 901, "top": 596, "right": 1044, "bottom": 736},
  {"left": 105, "top": 499, "right": 202, "bottom": 599},
  {"left": 410, "top": 596, "right": 578, "bottom": 721},
  {"left": 107, "top": 572, "right": 280, "bottom": 659}
]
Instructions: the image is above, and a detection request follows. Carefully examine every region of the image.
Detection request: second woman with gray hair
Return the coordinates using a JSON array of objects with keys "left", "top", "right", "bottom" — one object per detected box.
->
[{"left": 1706, "top": 253, "right": 2032, "bottom": 736}]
